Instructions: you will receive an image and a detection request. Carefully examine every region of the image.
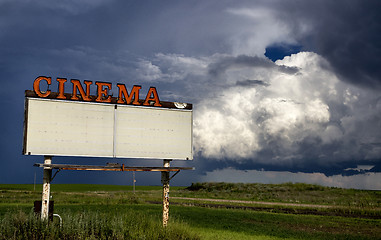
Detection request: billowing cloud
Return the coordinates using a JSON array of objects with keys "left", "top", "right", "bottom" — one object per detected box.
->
[{"left": 135, "top": 51, "right": 381, "bottom": 175}]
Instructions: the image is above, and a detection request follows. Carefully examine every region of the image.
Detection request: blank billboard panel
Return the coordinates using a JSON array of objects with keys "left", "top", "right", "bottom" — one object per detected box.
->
[
  {"left": 114, "top": 106, "right": 193, "bottom": 160},
  {"left": 24, "top": 99, "right": 114, "bottom": 157},
  {"left": 23, "top": 98, "right": 193, "bottom": 160}
]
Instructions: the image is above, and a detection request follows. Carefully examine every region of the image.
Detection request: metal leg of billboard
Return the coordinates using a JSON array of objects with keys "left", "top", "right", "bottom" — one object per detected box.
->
[
  {"left": 161, "top": 159, "right": 171, "bottom": 227},
  {"left": 41, "top": 156, "right": 52, "bottom": 220}
]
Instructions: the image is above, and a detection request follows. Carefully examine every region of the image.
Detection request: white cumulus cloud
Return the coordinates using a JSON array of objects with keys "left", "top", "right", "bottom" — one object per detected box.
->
[{"left": 135, "top": 51, "right": 381, "bottom": 173}]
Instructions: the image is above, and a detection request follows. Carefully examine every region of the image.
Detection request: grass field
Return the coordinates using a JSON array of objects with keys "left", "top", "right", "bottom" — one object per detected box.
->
[{"left": 0, "top": 183, "right": 380, "bottom": 239}]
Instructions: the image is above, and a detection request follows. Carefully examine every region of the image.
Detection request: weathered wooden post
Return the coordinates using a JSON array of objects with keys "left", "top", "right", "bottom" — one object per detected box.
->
[
  {"left": 41, "top": 156, "right": 52, "bottom": 220},
  {"left": 161, "top": 159, "right": 171, "bottom": 227}
]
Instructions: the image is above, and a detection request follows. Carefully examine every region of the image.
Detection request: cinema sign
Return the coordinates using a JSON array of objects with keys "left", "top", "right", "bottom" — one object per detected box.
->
[{"left": 23, "top": 76, "right": 193, "bottom": 160}]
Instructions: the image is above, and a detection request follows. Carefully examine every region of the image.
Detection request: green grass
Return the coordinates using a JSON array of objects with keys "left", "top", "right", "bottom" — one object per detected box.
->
[
  {"left": 0, "top": 183, "right": 380, "bottom": 239},
  {"left": 0, "top": 208, "right": 198, "bottom": 240},
  {"left": 171, "top": 205, "right": 380, "bottom": 240},
  {"left": 181, "top": 182, "right": 381, "bottom": 208}
]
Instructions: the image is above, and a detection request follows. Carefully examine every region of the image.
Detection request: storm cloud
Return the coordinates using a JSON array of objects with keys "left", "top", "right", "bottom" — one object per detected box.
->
[
  {"left": 136, "top": 51, "right": 381, "bottom": 176},
  {"left": 0, "top": 0, "right": 380, "bottom": 188},
  {"left": 274, "top": 0, "right": 381, "bottom": 89}
]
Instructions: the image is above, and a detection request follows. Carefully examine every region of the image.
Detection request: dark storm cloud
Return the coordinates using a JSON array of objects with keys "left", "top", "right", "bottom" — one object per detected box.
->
[
  {"left": 274, "top": 0, "right": 381, "bottom": 89},
  {"left": 196, "top": 153, "right": 381, "bottom": 178},
  {"left": 236, "top": 79, "right": 269, "bottom": 87}
]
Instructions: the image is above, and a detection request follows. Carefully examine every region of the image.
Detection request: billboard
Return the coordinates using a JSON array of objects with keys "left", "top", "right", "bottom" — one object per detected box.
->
[{"left": 23, "top": 78, "right": 193, "bottom": 160}]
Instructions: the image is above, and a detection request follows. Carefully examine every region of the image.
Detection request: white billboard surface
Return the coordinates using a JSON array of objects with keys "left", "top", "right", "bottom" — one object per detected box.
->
[{"left": 24, "top": 98, "right": 193, "bottom": 160}]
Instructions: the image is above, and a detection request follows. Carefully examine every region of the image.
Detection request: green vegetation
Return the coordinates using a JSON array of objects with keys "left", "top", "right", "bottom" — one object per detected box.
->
[
  {"left": 0, "top": 209, "right": 197, "bottom": 239},
  {"left": 183, "top": 182, "right": 381, "bottom": 207},
  {"left": 0, "top": 183, "right": 380, "bottom": 239}
]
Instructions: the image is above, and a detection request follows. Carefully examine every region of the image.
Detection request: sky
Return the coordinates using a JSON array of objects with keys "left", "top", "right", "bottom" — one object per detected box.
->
[{"left": 1, "top": 0, "right": 380, "bottom": 190}]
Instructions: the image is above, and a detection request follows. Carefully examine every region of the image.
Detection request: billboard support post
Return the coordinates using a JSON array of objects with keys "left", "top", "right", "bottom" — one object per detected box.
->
[
  {"left": 41, "top": 156, "right": 52, "bottom": 220},
  {"left": 161, "top": 159, "right": 171, "bottom": 227}
]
